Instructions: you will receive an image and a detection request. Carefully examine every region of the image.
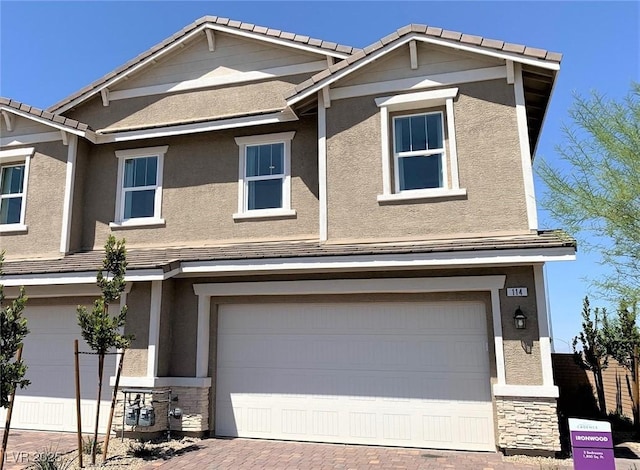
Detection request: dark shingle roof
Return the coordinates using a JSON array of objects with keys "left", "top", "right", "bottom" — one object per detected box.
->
[
  {"left": 2, "top": 231, "right": 576, "bottom": 277},
  {"left": 47, "top": 15, "right": 359, "bottom": 114},
  {"left": 0, "top": 97, "right": 92, "bottom": 132},
  {"left": 285, "top": 23, "right": 562, "bottom": 101}
]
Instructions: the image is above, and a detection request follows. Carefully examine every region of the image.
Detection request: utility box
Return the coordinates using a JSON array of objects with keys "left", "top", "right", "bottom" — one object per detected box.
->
[
  {"left": 138, "top": 405, "right": 155, "bottom": 427},
  {"left": 120, "top": 388, "right": 177, "bottom": 438},
  {"left": 125, "top": 405, "right": 140, "bottom": 426}
]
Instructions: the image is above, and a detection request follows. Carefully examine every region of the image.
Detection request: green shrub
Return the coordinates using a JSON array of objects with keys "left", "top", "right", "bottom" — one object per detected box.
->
[{"left": 82, "top": 436, "right": 102, "bottom": 455}]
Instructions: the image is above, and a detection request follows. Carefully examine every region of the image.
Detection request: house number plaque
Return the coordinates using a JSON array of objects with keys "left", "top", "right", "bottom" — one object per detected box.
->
[{"left": 506, "top": 287, "right": 528, "bottom": 297}]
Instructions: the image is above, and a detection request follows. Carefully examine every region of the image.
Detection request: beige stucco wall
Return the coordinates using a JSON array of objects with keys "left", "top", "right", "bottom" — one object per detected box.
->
[
  {"left": 168, "top": 278, "right": 199, "bottom": 377},
  {"left": 157, "top": 279, "right": 175, "bottom": 377},
  {"left": 326, "top": 79, "right": 528, "bottom": 241},
  {"left": 66, "top": 74, "right": 313, "bottom": 132},
  {"left": 1, "top": 142, "right": 66, "bottom": 259},
  {"left": 499, "top": 265, "right": 543, "bottom": 385},
  {"left": 122, "top": 281, "right": 151, "bottom": 377},
  {"left": 80, "top": 118, "right": 318, "bottom": 250},
  {"left": 68, "top": 139, "right": 89, "bottom": 253}
]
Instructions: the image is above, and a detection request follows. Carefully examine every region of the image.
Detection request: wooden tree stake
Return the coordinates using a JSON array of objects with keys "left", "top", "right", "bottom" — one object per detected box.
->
[
  {"left": 74, "top": 339, "right": 83, "bottom": 468},
  {"left": 103, "top": 350, "right": 125, "bottom": 463}
]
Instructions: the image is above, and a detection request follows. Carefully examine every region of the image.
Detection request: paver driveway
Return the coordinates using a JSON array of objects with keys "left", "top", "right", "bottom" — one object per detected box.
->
[
  {"left": 1, "top": 430, "right": 77, "bottom": 469},
  {"left": 3, "top": 431, "right": 640, "bottom": 469},
  {"left": 138, "top": 437, "right": 547, "bottom": 469}
]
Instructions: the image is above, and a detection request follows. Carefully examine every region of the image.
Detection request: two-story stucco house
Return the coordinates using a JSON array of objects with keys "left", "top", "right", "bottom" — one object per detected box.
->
[{"left": 0, "top": 17, "right": 576, "bottom": 454}]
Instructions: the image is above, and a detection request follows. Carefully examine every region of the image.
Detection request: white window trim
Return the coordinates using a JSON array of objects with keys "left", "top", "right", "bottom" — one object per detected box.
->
[
  {"left": 111, "top": 145, "right": 167, "bottom": 228},
  {"left": 392, "top": 110, "right": 448, "bottom": 195},
  {"left": 0, "top": 147, "right": 33, "bottom": 233},
  {"left": 375, "top": 88, "right": 465, "bottom": 203},
  {"left": 233, "top": 131, "right": 296, "bottom": 220}
]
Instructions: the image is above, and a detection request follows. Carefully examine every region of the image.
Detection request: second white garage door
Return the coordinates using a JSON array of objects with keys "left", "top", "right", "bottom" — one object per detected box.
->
[{"left": 216, "top": 301, "right": 495, "bottom": 451}]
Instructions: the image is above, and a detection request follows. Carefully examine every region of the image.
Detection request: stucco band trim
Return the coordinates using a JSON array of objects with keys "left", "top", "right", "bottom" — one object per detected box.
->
[{"left": 493, "top": 385, "right": 559, "bottom": 398}]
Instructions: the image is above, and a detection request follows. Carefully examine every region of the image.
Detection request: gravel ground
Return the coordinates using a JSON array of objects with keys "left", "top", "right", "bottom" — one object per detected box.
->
[
  {"left": 503, "top": 454, "right": 573, "bottom": 467},
  {"left": 50, "top": 437, "right": 202, "bottom": 470}
]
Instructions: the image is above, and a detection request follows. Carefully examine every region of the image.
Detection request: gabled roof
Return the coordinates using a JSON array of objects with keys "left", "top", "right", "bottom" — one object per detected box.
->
[
  {"left": 48, "top": 15, "right": 360, "bottom": 115},
  {"left": 0, "top": 97, "right": 93, "bottom": 136},
  {"left": 285, "top": 23, "right": 562, "bottom": 105}
]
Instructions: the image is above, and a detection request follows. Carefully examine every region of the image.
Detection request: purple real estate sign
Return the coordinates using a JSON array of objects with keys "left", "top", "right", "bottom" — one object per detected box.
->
[{"left": 568, "top": 418, "right": 615, "bottom": 470}]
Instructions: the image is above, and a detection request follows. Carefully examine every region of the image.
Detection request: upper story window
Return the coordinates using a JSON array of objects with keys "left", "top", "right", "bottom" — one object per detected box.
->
[
  {"left": 1, "top": 165, "right": 25, "bottom": 223},
  {"left": 0, "top": 147, "right": 33, "bottom": 233},
  {"left": 111, "top": 146, "right": 167, "bottom": 228},
  {"left": 375, "top": 88, "right": 467, "bottom": 203},
  {"left": 393, "top": 111, "right": 445, "bottom": 191},
  {"left": 233, "top": 132, "right": 296, "bottom": 220}
]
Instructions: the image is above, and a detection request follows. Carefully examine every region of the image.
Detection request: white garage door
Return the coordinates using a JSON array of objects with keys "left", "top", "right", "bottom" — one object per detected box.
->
[
  {"left": 216, "top": 301, "right": 495, "bottom": 451},
  {"left": 0, "top": 304, "right": 112, "bottom": 432}
]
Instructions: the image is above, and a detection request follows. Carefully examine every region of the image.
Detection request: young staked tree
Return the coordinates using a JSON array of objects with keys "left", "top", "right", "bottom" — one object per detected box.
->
[
  {"left": 538, "top": 83, "right": 640, "bottom": 302},
  {"left": 0, "top": 253, "right": 29, "bottom": 470},
  {"left": 603, "top": 300, "right": 640, "bottom": 433},
  {"left": 77, "top": 236, "right": 132, "bottom": 464},
  {"left": 572, "top": 296, "right": 609, "bottom": 416},
  {"left": 0, "top": 253, "right": 29, "bottom": 406}
]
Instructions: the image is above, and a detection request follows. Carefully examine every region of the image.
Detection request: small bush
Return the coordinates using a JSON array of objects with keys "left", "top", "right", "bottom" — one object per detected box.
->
[
  {"left": 608, "top": 411, "right": 634, "bottom": 432},
  {"left": 127, "top": 440, "right": 161, "bottom": 459},
  {"left": 26, "top": 445, "right": 75, "bottom": 470},
  {"left": 82, "top": 436, "right": 102, "bottom": 455}
]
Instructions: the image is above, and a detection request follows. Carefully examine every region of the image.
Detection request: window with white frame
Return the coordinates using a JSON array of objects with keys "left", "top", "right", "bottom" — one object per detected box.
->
[
  {"left": 234, "top": 132, "right": 296, "bottom": 219},
  {"left": 375, "top": 88, "right": 466, "bottom": 203},
  {"left": 113, "top": 146, "right": 167, "bottom": 227},
  {"left": 0, "top": 147, "right": 32, "bottom": 232},
  {"left": 393, "top": 111, "right": 445, "bottom": 191}
]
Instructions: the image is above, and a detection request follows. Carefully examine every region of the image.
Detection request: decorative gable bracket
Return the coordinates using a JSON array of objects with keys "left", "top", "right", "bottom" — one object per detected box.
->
[
  {"left": 1, "top": 110, "right": 14, "bottom": 132},
  {"left": 205, "top": 29, "right": 216, "bottom": 52},
  {"left": 101, "top": 88, "right": 110, "bottom": 107},
  {"left": 409, "top": 40, "right": 418, "bottom": 70}
]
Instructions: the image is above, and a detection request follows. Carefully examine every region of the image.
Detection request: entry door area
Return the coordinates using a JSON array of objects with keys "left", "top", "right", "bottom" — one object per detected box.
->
[
  {"left": 215, "top": 301, "right": 495, "bottom": 451},
  {"left": 0, "top": 304, "right": 112, "bottom": 432}
]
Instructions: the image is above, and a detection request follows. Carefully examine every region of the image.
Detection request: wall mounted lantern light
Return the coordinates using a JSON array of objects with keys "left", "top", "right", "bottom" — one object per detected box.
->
[{"left": 514, "top": 306, "right": 527, "bottom": 329}]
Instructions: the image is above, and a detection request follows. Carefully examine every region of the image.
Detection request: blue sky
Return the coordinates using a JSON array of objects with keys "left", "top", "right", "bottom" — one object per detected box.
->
[{"left": 1, "top": 1, "right": 638, "bottom": 351}]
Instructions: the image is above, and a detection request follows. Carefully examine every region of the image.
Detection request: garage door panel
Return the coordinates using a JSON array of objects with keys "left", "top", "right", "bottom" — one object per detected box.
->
[
  {"left": 216, "top": 301, "right": 494, "bottom": 451},
  {"left": 220, "top": 302, "right": 486, "bottom": 335},
  {"left": 219, "top": 367, "right": 488, "bottom": 402},
  {"left": 221, "top": 336, "right": 487, "bottom": 373},
  {"left": 419, "top": 339, "right": 488, "bottom": 371}
]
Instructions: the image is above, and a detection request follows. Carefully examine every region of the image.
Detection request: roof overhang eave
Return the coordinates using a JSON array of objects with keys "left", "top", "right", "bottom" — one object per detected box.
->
[
  {"left": 286, "top": 32, "right": 561, "bottom": 108},
  {"left": 0, "top": 106, "right": 97, "bottom": 143},
  {"left": 1, "top": 245, "right": 575, "bottom": 286}
]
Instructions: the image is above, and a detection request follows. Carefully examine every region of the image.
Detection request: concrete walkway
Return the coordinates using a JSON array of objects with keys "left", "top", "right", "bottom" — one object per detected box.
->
[{"left": 2, "top": 430, "right": 640, "bottom": 469}]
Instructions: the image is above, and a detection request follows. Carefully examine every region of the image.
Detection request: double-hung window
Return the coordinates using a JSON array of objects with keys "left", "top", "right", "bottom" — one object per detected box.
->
[
  {"left": 375, "top": 88, "right": 466, "bottom": 203},
  {"left": 393, "top": 112, "right": 445, "bottom": 191},
  {"left": 0, "top": 147, "right": 32, "bottom": 232},
  {"left": 234, "top": 132, "right": 296, "bottom": 219},
  {"left": 112, "top": 146, "right": 167, "bottom": 227}
]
